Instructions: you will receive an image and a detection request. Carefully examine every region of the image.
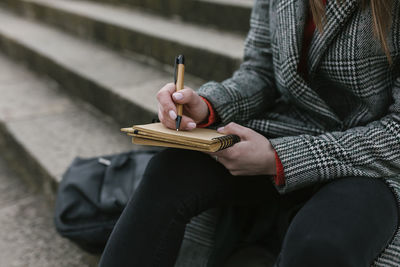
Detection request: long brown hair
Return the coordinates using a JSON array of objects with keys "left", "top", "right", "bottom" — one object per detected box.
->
[{"left": 310, "top": 0, "right": 393, "bottom": 63}]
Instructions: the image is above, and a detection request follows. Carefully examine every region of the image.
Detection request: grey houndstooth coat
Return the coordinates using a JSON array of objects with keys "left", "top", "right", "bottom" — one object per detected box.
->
[{"left": 178, "top": 0, "right": 400, "bottom": 266}]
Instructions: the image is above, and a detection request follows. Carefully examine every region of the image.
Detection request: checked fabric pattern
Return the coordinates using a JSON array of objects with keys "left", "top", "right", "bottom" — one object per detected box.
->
[{"left": 193, "top": 0, "right": 400, "bottom": 265}]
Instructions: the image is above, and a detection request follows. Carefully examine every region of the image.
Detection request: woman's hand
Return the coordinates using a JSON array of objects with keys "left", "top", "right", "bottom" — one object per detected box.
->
[
  {"left": 157, "top": 83, "right": 209, "bottom": 130},
  {"left": 208, "top": 123, "right": 277, "bottom": 176}
]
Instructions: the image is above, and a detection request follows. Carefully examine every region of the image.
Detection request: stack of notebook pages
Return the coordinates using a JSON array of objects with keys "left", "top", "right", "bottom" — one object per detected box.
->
[{"left": 121, "top": 123, "right": 240, "bottom": 152}]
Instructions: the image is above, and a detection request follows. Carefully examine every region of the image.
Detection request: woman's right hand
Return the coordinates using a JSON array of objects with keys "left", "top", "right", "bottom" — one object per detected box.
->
[{"left": 156, "top": 83, "right": 210, "bottom": 131}]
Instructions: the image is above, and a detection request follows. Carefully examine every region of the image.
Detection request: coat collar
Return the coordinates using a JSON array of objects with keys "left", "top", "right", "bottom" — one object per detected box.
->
[{"left": 275, "top": 0, "right": 358, "bottom": 126}]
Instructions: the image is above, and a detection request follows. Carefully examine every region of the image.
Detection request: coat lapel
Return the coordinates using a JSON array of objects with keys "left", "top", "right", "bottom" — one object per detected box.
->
[
  {"left": 275, "top": 0, "right": 358, "bottom": 127},
  {"left": 308, "top": 0, "right": 359, "bottom": 77},
  {"left": 275, "top": 0, "right": 307, "bottom": 71}
]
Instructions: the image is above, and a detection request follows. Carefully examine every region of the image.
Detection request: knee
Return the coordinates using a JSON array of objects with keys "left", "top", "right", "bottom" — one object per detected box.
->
[{"left": 278, "top": 232, "right": 357, "bottom": 267}]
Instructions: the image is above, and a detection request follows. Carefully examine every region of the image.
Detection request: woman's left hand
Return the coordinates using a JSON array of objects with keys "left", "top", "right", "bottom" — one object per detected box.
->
[{"left": 207, "top": 122, "right": 277, "bottom": 176}]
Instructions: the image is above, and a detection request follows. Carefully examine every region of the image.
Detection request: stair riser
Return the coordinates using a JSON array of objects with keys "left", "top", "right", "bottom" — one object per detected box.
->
[
  {"left": 1, "top": 0, "right": 241, "bottom": 82},
  {"left": 0, "top": 35, "right": 156, "bottom": 126},
  {"left": 0, "top": 122, "right": 57, "bottom": 201},
  {"left": 88, "top": 0, "right": 251, "bottom": 34}
]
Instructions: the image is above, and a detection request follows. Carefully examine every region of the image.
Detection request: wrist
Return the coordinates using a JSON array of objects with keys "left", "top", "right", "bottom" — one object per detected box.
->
[
  {"left": 265, "top": 149, "right": 277, "bottom": 175},
  {"left": 198, "top": 97, "right": 210, "bottom": 123},
  {"left": 198, "top": 96, "right": 217, "bottom": 127}
]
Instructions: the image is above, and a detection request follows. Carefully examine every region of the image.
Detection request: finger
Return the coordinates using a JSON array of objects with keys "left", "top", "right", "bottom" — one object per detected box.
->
[
  {"left": 159, "top": 113, "right": 176, "bottom": 129},
  {"left": 171, "top": 88, "right": 198, "bottom": 105},
  {"left": 204, "top": 152, "right": 229, "bottom": 166},
  {"left": 161, "top": 82, "right": 176, "bottom": 94},
  {"left": 158, "top": 103, "right": 177, "bottom": 121},
  {"left": 204, "top": 150, "right": 229, "bottom": 159},
  {"left": 217, "top": 157, "right": 237, "bottom": 171},
  {"left": 178, "top": 115, "right": 197, "bottom": 131},
  {"left": 159, "top": 100, "right": 178, "bottom": 125},
  {"left": 204, "top": 146, "right": 237, "bottom": 162},
  {"left": 229, "top": 170, "right": 242, "bottom": 176},
  {"left": 207, "top": 149, "right": 228, "bottom": 158},
  {"left": 157, "top": 83, "right": 177, "bottom": 115},
  {"left": 204, "top": 152, "right": 219, "bottom": 161},
  {"left": 158, "top": 109, "right": 164, "bottom": 122},
  {"left": 217, "top": 122, "right": 251, "bottom": 141},
  {"left": 204, "top": 152, "right": 240, "bottom": 174},
  {"left": 160, "top": 107, "right": 196, "bottom": 130},
  {"left": 159, "top": 106, "right": 177, "bottom": 130}
]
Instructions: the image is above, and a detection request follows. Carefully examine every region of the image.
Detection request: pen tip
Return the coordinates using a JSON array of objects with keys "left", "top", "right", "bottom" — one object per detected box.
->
[{"left": 175, "top": 116, "right": 182, "bottom": 131}]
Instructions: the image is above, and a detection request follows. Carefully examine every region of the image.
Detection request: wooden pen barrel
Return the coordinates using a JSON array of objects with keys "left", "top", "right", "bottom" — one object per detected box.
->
[{"left": 176, "top": 64, "right": 185, "bottom": 116}]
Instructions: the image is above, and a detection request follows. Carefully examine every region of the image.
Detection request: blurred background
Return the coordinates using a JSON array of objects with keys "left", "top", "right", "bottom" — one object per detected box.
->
[{"left": 0, "top": 0, "right": 251, "bottom": 266}]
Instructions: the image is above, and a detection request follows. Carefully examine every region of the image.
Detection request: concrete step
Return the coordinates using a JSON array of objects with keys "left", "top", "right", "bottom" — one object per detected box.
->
[
  {"left": 0, "top": 53, "right": 134, "bottom": 199},
  {"left": 0, "top": 54, "right": 137, "bottom": 265},
  {"left": 82, "top": 0, "right": 253, "bottom": 34},
  {"left": 0, "top": 156, "right": 99, "bottom": 267},
  {"left": 0, "top": 0, "right": 245, "bottom": 82},
  {"left": 0, "top": 9, "right": 206, "bottom": 126}
]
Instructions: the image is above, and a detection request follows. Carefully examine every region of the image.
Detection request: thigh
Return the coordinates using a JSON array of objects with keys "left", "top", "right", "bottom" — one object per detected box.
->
[
  {"left": 278, "top": 177, "right": 399, "bottom": 267},
  {"left": 143, "top": 148, "right": 278, "bottom": 207}
]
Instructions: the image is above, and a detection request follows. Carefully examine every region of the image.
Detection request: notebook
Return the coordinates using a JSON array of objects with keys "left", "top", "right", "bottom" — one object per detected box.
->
[{"left": 121, "top": 123, "right": 240, "bottom": 152}]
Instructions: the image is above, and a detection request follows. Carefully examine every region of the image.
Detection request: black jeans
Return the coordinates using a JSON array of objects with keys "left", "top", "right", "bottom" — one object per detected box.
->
[{"left": 99, "top": 148, "right": 399, "bottom": 267}]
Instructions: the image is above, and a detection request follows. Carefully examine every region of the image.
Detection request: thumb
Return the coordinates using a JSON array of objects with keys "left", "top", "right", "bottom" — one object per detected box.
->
[{"left": 217, "top": 122, "right": 250, "bottom": 140}]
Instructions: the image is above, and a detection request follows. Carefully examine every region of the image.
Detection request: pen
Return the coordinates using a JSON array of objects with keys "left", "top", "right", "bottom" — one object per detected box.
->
[{"left": 174, "top": 55, "right": 185, "bottom": 131}]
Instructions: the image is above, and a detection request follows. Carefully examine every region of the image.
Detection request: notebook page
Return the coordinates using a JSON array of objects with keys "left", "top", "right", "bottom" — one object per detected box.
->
[{"left": 133, "top": 123, "right": 225, "bottom": 142}]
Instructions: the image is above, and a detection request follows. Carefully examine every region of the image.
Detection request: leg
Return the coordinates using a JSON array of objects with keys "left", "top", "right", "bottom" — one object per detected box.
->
[
  {"left": 277, "top": 177, "right": 399, "bottom": 267},
  {"left": 99, "top": 148, "right": 277, "bottom": 267}
]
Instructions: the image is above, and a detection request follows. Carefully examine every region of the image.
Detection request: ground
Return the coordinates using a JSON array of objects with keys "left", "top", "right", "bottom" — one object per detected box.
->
[{"left": 0, "top": 156, "right": 99, "bottom": 267}]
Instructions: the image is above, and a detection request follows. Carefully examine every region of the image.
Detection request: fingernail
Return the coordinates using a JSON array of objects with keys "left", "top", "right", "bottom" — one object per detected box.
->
[
  {"left": 169, "top": 110, "right": 177, "bottom": 120},
  {"left": 187, "top": 122, "right": 196, "bottom": 129},
  {"left": 217, "top": 127, "right": 225, "bottom": 132},
  {"left": 173, "top": 92, "right": 183, "bottom": 100}
]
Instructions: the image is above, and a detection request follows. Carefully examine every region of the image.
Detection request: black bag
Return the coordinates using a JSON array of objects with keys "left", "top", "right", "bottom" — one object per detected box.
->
[{"left": 54, "top": 149, "right": 160, "bottom": 253}]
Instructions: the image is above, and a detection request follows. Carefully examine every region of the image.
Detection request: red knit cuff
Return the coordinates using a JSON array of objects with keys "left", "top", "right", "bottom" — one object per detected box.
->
[
  {"left": 274, "top": 150, "right": 285, "bottom": 186},
  {"left": 197, "top": 96, "right": 217, "bottom": 128}
]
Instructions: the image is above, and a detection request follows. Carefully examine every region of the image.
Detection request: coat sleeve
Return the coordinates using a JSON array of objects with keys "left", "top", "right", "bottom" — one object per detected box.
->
[
  {"left": 196, "top": 0, "right": 278, "bottom": 124},
  {"left": 269, "top": 75, "right": 400, "bottom": 194}
]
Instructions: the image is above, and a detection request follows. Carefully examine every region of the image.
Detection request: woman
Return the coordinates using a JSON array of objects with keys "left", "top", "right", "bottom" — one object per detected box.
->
[{"left": 100, "top": 0, "right": 400, "bottom": 266}]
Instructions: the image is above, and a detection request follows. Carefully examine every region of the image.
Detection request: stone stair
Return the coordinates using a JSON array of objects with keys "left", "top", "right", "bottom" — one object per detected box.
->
[
  {"left": 0, "top": 0, "right": 250, "bottom": 265},
  {"left": 82, "top": 0, "right": 253, "bottom": 34},
  {"left": 0, "top": 146, "right": 99, "bottom": 267},
  {"left": 1, "top": 0, "right": 246, "bottom": 82},
  {"left": 0, "top": 54, "right": 130, "bottom": 266}
]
